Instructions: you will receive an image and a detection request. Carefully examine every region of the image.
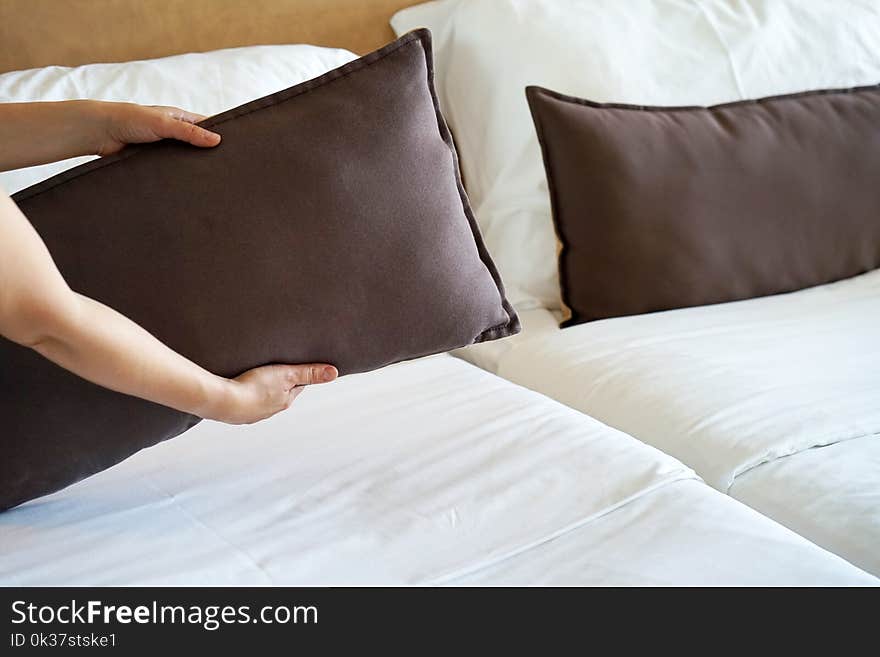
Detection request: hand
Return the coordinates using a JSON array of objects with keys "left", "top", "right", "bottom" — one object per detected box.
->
[
  {"left": 0, "top": 100, "right": 222, "bottom": 172},
  {"left": 91, "top": 101, "right": 222, "bottom": 156},
  {"left": 204, "top": 363, "right": 338, "bottom": 425}
]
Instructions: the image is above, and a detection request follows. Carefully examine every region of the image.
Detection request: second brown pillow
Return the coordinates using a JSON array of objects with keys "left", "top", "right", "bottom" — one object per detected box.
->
[{"left": 527, "top": 84, "right": 880, "bottom": 326}]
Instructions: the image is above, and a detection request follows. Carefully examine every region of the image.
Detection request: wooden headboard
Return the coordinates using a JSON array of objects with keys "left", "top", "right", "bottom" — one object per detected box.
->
[{"left": 0, "top": 0, "right": 424, "bottom": 74}]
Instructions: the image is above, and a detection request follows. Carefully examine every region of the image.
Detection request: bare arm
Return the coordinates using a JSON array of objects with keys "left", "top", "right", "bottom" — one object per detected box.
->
[
  {"left": 0, "top": 191, "right": 335, "bottom": 423},
  {"left": 0, "top": 100, "right": 221, "bottom": 172},
  {"left": 0, "top": 101, "right": 337, "bottom": 423}
]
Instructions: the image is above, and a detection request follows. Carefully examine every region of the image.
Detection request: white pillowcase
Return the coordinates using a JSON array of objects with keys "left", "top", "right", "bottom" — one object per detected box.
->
[
  {"left": 0, "top": 44, "right": 357, "bottom": 194},
  {"left": 392, "top": 0, "right": 880, "bottom": 311}
]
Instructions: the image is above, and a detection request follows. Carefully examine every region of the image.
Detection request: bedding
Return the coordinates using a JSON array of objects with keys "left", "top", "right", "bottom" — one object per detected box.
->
[
  {"left": 526, "top": 83, "right": 880, "bottom": 325},
  {"left": 0, "top": 30, "right": 518, "bottom": 511},
  {"left": 466, "top": 269, "right": 880, "bottom": 574},
  {"left": 455, "top": 479, "right": 869, "bottom": 586},
  {"left": 730, "top": 435, "right": 880, "bottom": 577},
  {"left": 392, "top": 0, "right": 880, "bottom": 312},
  {"left": 1, "top": 355, "right": 872, "bottom": 586}
]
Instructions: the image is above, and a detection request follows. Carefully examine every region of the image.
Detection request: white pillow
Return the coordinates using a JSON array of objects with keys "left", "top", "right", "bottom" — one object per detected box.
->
[
  {"left": 392, "top": 0, "right": 880, "bottom": 311},
  {"left": 0, "top": 44, "right": 357, "bottom": 194}
]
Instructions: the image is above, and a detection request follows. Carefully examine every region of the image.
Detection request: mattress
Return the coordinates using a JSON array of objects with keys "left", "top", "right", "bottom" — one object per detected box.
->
[
  {"left": 467, "top": 269, "right": 880, "bottom": 574},
  {"left": 1, "top": 355, "right": 871, "bottom": 585}
]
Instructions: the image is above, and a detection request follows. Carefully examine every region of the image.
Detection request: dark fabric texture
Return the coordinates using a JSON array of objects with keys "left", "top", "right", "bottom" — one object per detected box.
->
[
  {"left": 1, "top": 29, "right": 518, "bottom": 511},
  {"left": 526, "top": 83, "right": 880, "bottom": 327}
]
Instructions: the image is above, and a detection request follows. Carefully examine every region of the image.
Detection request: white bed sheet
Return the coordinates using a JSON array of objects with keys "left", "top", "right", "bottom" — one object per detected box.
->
[
  {"left": 1, "top": 355, "right": 870, "bottom": 585},
  {"left": 469, "top": 270, "right": 880, "bottom": 575},
  {"left": 455, "top": 480, "right": 870, "bottom": 586},
  {"left": 484, "top": 269, "right": 880, "bottom": 491},
  {"left": 730, "top": 435, "right": 880, "bottom": 577}
]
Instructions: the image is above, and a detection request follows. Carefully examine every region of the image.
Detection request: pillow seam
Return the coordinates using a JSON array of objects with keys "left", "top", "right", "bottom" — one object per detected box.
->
[
  {"left": 525, "top": 87, "right": 580, "bottom": 328},
  {"left": 528, "top": 81, "right": 880, "bottom": 114}
]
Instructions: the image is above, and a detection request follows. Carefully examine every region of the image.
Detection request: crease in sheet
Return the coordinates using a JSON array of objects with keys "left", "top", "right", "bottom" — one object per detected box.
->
[
  {"left": 137, "top": 470, "right": 275, "bottom": 585},
  {"left": 726, "top": 430, "right": 880, "bottom": 493},
  {"left": 427, "top": 473, "right": 698, "bottom": 585}
]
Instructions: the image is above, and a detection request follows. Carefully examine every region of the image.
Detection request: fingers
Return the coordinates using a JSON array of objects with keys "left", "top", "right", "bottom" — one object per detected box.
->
[
  {"left": 283, "top": 364, "right": 338, "bottom": 389},
  {"left": 218, "top": 363, "right": 336, "bottom": 424},
  {"left": 161, "top": 117, "right": 221, "bottom": 148},
  {"left": 156, "top": 107, "right": 221, "bottom": 148}
]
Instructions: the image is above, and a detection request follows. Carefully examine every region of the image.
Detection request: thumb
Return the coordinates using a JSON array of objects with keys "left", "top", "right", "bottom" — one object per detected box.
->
[{"left": 282, "top": 364, "right": 338, "bottom": 389}]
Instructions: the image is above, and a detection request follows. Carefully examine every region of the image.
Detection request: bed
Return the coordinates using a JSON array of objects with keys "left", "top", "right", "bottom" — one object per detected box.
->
[
  {"left": 1, "top": 0, "right": 877, "bottom": 586},
  {"left": 458, "top": 270, "right": 880, "bottom": 576},
  {"left": 1, "top": 355, "right": 873, "bottom": 585}
]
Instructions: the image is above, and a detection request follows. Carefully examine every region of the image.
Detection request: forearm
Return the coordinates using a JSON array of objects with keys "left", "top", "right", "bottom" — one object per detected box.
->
[
  {"left": 0, "top": 191, "right": 231, "bottom": 419},
  {"left": 30, "top": 292, "right": 232, "bottom": 418},
  {"left": 0, "top": 101, "right": 106, "bottom": 172}
]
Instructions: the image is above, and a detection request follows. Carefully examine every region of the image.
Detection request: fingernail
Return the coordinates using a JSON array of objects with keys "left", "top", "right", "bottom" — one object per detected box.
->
[{"left": 321, "top": 366, "right": 337, "bottom": 382}]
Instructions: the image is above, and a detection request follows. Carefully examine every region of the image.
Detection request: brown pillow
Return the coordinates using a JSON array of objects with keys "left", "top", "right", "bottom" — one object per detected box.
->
[
  {"left": 526, "top": 83, "right": 880, "bottom": 326},
  {"left": 1, "top": 29, "right": 518, "bottom": 511}
]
